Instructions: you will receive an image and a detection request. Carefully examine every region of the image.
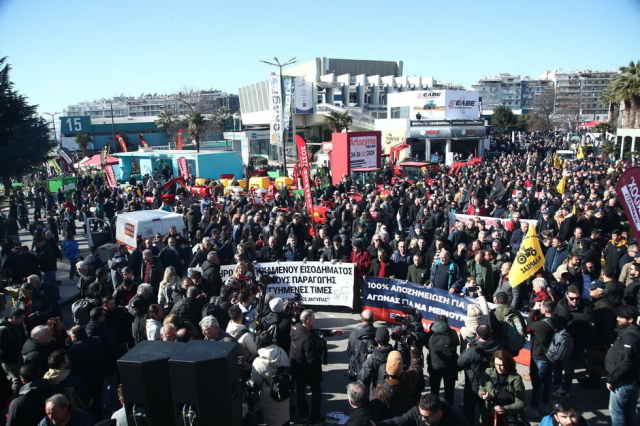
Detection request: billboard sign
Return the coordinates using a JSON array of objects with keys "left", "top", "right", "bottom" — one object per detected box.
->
[
  {"left": 349, "top": 135, "right": 378, "bottom": 168},
  {"left": 406, "top": 90, "right": 480, "bottom": 120},
  {"left": 294, "top": 80, "right": 314, "bottom": 114},
  {"left": 267, "top": 75, "right": 284, "bottom": 145},
  {"left": 444, "top": 91, "right": 480, "bottom": 119}
]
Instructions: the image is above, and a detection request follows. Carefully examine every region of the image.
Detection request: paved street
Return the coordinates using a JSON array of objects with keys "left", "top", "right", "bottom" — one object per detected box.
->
[{"left": 1, "top": 204, "right": 612, "bottom": 425}]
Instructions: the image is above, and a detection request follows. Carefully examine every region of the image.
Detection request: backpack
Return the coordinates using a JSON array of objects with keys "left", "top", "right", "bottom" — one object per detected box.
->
[
  {"left": 269, "top": 366, "right": 295, "bottom": 402},
  {"left": 381, "top": 380, "right": 402, "bottom": 398},
  {"left": 261, "top": 313, "right": 281, "bottom": 348},
  {"left": 543, "top": 319, "right": 574, "bottom": 363},
  {"left": 202, "top": 298, "right": 229, "bottom": 330},
  {"left": 428, "top": 331, "right": 458, "bottom": 371},
  {"left": 498, "top": 311, "right": 527, "bottom": 353},
  {"left": 349, "top": 334, "right": 375, "bottom": 380},
  {"left": 72, "top": 298, "right": 96, "bottom": 326}
]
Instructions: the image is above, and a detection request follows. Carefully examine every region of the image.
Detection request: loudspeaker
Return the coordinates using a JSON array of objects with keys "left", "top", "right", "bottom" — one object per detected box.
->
[
  {"left": 117, "top": 340, "right": 184, "bottom": 426},
  {"left": 169, "top": 340, "right": 243, "bottom": 426}
]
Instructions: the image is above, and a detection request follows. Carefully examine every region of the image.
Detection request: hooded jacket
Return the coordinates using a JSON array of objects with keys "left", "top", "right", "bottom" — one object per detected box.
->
[
  {"left": 7, "top": 379, "right": 64, "bottom": 426},
  {"left": 145, "top": 318, "right": 162, "bottom": 341},
  {"left": 605, "top": 323, "right": 640, "bottom": 386},
  {"left": 227, "top": 322, "right": 257, "bottom": 358},
  {"left": 43, "top": 368, "right": 92, "bottom": 410},
  {"left": 358, "top": 345, "right": 393, "bottom": 393},
  {"left": 457, "top": 338, "right": 500, "bottom": 392},
  {"left": 250, "top": 344, "right": 290, "bottom": 426},
  {"left": 427, "top": 321, "right": 460, "bottom": 372},
  {"left": 553, "top": 297, "right": 594, "bottom": 353}
]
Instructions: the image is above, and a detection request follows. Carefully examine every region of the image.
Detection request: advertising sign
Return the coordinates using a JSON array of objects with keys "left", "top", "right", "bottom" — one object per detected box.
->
[
  {"left": 116, "top": 135, "right": 127, "bottom": 152},
  {"left": 294, "top": 80, "right": 314, "bottom": 114},
  {"left": 283, "top": 77, "right": 293, "bottom": 132},
  {"left": 178, "top": 157, "right": 189, "bottom": 179},
  {"left": 131, "top": 158, "right": 140, "bottom": 175},
  {"left": 105, "top": 165, "right": 117, "bottom": 188},
  {"left": 176, "top": 128, "right": 184, "bottom": 150},
  {"left": 349, "top": 135, "right": 378, "bottom": 168},
  {"left": 57, "top": 148, "right": 74, "bottom": 168},
  {"left": 616, "top": 168, "right": 640, "bottom": 244},
  {"left": 267, "top": 75, "right": 284, "bottom": 145},
  {"left": 383, "top": 130, "right": 406, "bottom": 150},
  {"left": 412, "top": 91, "right": 446, "bottom": 120},
  {"left": 444, "top": 91, "right": 480, "bottom": 119},
  {"left": 101, "top": 145, "right": 109, "bottom": 169}
]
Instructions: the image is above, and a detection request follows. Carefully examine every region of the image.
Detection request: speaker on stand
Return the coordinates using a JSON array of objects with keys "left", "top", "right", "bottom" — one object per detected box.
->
[
  {"left": 169, "top": 340, "right": 243, "bottom": 426},
  {"left": 117, "top": 340, "right": 184, "bottom": 426}
]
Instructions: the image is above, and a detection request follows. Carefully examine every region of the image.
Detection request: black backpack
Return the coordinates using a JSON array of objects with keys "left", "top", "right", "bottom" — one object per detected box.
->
[
  {"left": 269, "top": 366, "right": 295, "bottom": 402},
  {"left": 349, "top": 335, "right": 375, "bottom": 380},
  {"left": 202, "top": 298, "right": 230, "bottom": 330},
  {"left": 428, "top": 331, "right": 458, "bottom": 371},
  {"left": 261, "top": 313, "right": 281, "bottom": 348}
]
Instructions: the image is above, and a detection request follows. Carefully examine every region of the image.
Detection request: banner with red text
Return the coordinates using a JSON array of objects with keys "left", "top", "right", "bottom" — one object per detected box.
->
[
  {"left": 105, "top": 165, "right": 117, "bottom": 188},
  {"left": 296, "top": 135, "right": 315, "bottom": 224},
  {"left": 616, "top": 167, "right": 640, "bottom": 244},
  {"left": 178, "top": 157, "right": 189, "bottom": 179},
  {"left": 116, "top": 135, "right": 127, "bottom": 152},
  {"left": 176, "top": 128, "right": 184, "bottom": 150}
]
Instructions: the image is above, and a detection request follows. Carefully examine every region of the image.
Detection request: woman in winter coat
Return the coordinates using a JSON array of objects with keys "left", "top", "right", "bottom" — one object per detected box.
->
[
  {"left": 158, "top": 266, "right": 180, "bottom": 310},
  {"left": 250, "top": 331, "right": 290, "bottom": 426},
  {"left": 479, "top": 349, "right": 526, "bottom": 426},
  {"left": 459, "top": 288, "right": 490, "bottom": 349}
]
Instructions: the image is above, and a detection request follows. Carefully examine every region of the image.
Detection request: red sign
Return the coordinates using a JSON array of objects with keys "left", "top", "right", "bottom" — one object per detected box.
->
[
  {"left": 616, "top": 167, "right": 640, "bottom": 243},
  {"left": 116, "top": 135, "right": 127, "bottom": 152},
  {"left": 296, "top": 135, "right": 314, "bottom": 225},
  {"left": 105, "top": 165, "right": 117, "bottom": 188},
  {"left": 124, "top": 223, "right": 135, "bottom": 238},
  {"left": 176, "top": 128, "right": 184, "bottom": 150},
  {"left": 178, "top": 157, "right": 189, "bottom": 179},
  {"left": 140, "top": 139, "right": 149, "bottom": 148},
  {"left": 321, "top": 141, "right": 333, "bottom": 152}
]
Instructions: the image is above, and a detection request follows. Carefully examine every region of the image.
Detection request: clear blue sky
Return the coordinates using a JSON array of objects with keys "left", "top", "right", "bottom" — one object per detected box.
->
[{"left": 1, "top": 0, "right": 639, "bottom": 119}]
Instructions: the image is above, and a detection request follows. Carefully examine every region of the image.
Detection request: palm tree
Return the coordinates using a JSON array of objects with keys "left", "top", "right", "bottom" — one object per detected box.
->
[
  {"left": 325, "top": 110, "right": 353, "bottom": 133},
  {"left": 74, "top": 133, "right": 92, "bottom": 157},
  {"left": 154, "top": 110, "right": 180, "bottom": 143},
  {"left": 211, "top": 106, "right": 232, "bottom": 134},
  {"left": 188, "top": 112, "right": 207, "bottom": 152},
  {"left": 601, "top": 60, "right": 640, "bottom": 129}
]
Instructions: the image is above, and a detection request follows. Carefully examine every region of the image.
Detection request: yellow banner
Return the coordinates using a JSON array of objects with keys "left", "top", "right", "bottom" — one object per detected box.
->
[
  {"left": 49, "top": 159, "right": 62, "bottom": 174},
  {"left": 508, "top": 225, "right": 545, "bottom": 287},
  {"left": 556, "top": 175, "right": 566, "bottom": 195},
  {"left": 577, "top": 144, "right": 584, "bottom": 159}
]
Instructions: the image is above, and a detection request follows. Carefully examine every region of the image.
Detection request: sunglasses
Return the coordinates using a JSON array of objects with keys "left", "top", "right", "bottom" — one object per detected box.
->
[{"left": 568, "top": 297, "right": 581, "bottom": 301}]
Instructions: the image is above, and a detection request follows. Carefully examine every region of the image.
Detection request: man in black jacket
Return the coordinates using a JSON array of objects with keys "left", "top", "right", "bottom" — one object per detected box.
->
[
  {"left": 159, "top": 237, "right": 185, "bottom": 277},
  {"left": 552, "top": 284, "right": 594, "bottom": 398},
  {"left": 0, "top": 308, "right": 28, "bottom": 395},
  {"left": 358, "top": 327, "right": 393, "bottom": 397},
  {"left": 290, "top": 309, "right": 343, "bottom": 426},
  {"left": 457, "top": 324, "right": 500, "bottom": 424},
  {"left": 7, "top": 363, "right": 64, "bottom": 426},
  {"left": 21, "top": 325, "right": 54, "bottom": 378},
  {"left": 374, "top": 393, "right": 469, "bottom": 426},
  {"left": 346, "top": 381, "right": 374, "bottom": 426},
  {"left": 347, "top": 309, "right": 377, "bottom": 359},
  {"left": 605, "top": 305, "right": 640, "bottom": 426}
]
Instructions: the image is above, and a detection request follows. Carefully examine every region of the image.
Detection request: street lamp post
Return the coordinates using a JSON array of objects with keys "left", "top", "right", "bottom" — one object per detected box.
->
[
  {"left": 100, "top": 98, "right": 117, "bottom": 152},
  {"left": 43, "top": 111, "right": 61, "bottom": 148},
  {"left": 260, "top": 57, "right": 296, "bottom": 177}
]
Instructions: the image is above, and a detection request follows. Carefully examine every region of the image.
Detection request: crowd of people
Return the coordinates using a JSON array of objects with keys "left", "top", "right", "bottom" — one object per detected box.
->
[{"left": 0, "top": 132, "right": 638, "bottom": 426}]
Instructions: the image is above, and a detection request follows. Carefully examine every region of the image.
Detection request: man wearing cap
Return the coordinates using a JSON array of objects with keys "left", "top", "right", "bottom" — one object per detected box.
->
[
  {"left": 14, "top": 283, "right": 52, "bottom": 331},
  {"left": 535, "top": 208, "right": 558, "bottom": 237},
  {"left": 321, "top": 235, "right": 350, "bottom": 263},
  {"left": 358, "top": 326, "right": 393, "bottom": 396}
]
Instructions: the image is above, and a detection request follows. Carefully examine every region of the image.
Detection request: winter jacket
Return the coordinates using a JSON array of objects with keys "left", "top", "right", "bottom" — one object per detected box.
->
[
  {"left": 227, "top": 322, "right": 257, "bottom": 358},
  {"left": 36, "top": 243, "right": 57, "bottom": 272},
  {"left": 605, "top": 323, "right": 640, "bottom": 386},
  {"left": 460, "top": 296, "right": 489, "bottom": 342},
  {"left": 43, "top": 368, "right": 92, "bottom": 410},
  {"left": 378, "top": 401, "right": 467, "bottom": 426},
  {"left": 358, "top": 345, "right": 393, "bottom": 393},
  {"left": 21, "top": 339, "right": 54, "bottom": 375},
  {"left": 140, "top": 256, "right": 164, "bottom": 295},
  {"left": 553, "top": 298, "right": 594, "bottom": 354},
  {"left": 201, "top": 261, "right": 223, "bottom": 296},
  {"left": 544, "top": 246, "right": 569, "bottom": 273},
  {"left": 457, "top": 337, "right": 501, "bottom": 392},
  {"left": 347, "top": 323, "right": 377, "bottom": 357},
  {"left": 36, "top": 408, "right": 95, "bottom": 426},
  {"left": 290, "top": 325, "right": 324, "bottom": 384},
  {"left": 427, "top": 321, "right": 460, "bottom": 373},
  {"left": 250, "top": 344, "right": 290, "bottom": 426},
  {"left": 478, "top": 367, "right": 525, "bottom": 424},
  {"left": 158, "top": 247, "right": 184, "bottom": 277},
  {"left": 7, "top": 379, "right": 64, "bottom": 426},
  {"left": 145, "top": 318, "right": 162, "bottom": 341},
  {"left": 493, "top": 275, "right": 523, "bottom": 310},
  {"left": 528, "top": 314, "right": 564, "bottom": 361},
  {"left": 0, "top": 317, "right": 28, "bottom": 364},
  {"left": 367, "top": 259, "right": 397, "bottom": 279},
  {"left": 108, "top": 252, "right": 129, "bottom": 288},
  {"left": 85, "top": 321, "right": 118, "bottom": 376},
  {"left": 170, "top": 296, "right": 204, "bottom": 327},
  {"left": 60, "top": 239, "right": 80, "bottom": 260},
  {"left": 540, "top": 412, "right": 590, "bottom": 426}
]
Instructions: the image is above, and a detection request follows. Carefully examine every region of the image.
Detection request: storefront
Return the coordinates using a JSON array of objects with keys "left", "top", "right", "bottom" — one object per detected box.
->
[
  {"left": 223, "top": 130, "right": 272, "bottom": 164},
  {"left": 409, "top": 119, "right": 487, "bottom": 165}
]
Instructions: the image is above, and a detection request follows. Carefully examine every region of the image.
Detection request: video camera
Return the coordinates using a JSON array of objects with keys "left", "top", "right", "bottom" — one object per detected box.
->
[
  {"left": 257, "top": 273, "right": 278, "bottom": 288},
  {"left": 390, "top": 306, "right": 423, "bottom": 368}
]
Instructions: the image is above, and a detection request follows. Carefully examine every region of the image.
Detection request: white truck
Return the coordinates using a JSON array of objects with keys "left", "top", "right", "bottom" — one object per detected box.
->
[{"left": 86, "top": 210, "right": 188, "bottom": 252}]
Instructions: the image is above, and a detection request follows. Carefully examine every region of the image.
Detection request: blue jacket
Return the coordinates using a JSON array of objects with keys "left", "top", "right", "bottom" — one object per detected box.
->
[
  {"left": 282, "top": 244, "right": 306, "bottom": 261},
  {"left": 540, "top": 412, "right": 590, "bottom": 426},
  {"left": 60, "top": 239, "right": 80, "bottom": 259},
  {"left": 429, "top": 260, "right": 463, "bottom": 292},
  {"left": 544, "top": 246, "right": 569, "bottom": 273}
]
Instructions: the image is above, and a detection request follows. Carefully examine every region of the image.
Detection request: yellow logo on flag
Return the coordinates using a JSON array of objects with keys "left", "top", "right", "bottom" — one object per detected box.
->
[{"left": 508, "top": 226, "right": 545, "bottom": 287}]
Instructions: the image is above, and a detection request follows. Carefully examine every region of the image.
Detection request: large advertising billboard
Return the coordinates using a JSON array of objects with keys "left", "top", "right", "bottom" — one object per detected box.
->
[
  {"left": 349, "top": 135, "right": 378, "bottom": 168},
  {"left": 294, "top": 79, "right": 314, "bottom": 114},
  {"left": 405, "top": 90, "right": 480, "bottom": 120},
  {"left": 444, "top": 91, "right": 480, "bottom": 119},
  {"left": 267, "top": 75, "right": 283, "bottom": 145}
]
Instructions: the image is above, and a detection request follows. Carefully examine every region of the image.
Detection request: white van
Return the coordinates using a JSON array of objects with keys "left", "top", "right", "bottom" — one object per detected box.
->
[
  {"left": 556, "top": 149, "right": 576, "bottom": 161},
  {"left": 86, "top": 210, "right": 187, "bottom": 251}
]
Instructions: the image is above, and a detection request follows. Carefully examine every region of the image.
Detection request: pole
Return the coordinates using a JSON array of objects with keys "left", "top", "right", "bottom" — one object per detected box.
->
[
  {"left": 109, "top": 101, "right": 116, "bottom": 152},
  {"left": 260, "top": 57, "right": 296, "bottom": 177},
  {"left": 43, "top": 112, "right": 60, "bottom": 148}
]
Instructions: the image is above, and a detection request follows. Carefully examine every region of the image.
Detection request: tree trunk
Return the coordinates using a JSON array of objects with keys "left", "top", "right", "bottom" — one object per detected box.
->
[
  {"left": 622, "top": 99, "right": 632, "bottom": 128},
  {"left": 632, "top": 95, "right": 640, "bottom": 129}
]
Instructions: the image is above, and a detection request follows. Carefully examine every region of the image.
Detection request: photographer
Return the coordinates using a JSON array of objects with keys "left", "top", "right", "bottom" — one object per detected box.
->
[
  {"left": 290, "top": 309, "right": 344, "bottom": 426},
  {"left": 260, "top": 297, "right": 292, "bottom": 354},
  {"left": 358, "top": 327, "right": 393, "bottom": 396}
]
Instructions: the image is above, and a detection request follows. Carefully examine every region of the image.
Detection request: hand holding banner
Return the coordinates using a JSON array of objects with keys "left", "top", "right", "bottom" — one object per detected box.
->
[{"left": 616, "top": 168, "right": 640, "bottom": 244}]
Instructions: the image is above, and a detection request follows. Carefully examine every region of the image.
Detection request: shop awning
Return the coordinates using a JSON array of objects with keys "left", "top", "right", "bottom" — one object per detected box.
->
[
  {"left": 78, "top": 154, "right": 119, "bottom": 167},
  {"left": 578, "top": 120, "right": 606, "bottom": 128}
]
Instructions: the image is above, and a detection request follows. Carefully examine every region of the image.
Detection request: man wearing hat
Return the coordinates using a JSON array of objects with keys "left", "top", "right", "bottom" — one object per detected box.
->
[
  {"left": 321, "top": 235, "right": 350, "bottom": 263},
  {"left": 358, "top": 326, "right": 393, "bottom": 396}
]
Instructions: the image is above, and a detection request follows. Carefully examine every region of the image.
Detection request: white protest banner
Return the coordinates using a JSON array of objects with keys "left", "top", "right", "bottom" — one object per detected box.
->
[
  {"left": 199, "top": 262, "right": 355, "bottom": 308},
  {"left": 449, "top": 212, "right": 537, "bottom": 230}
]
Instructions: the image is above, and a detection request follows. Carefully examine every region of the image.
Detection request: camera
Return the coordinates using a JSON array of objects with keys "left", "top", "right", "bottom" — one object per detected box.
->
[
  {"left": 390, "top": 306, "right": 423, "bottom": 369},
  {"left": 258, "top": 273, "right": 278, "bottom": 288},
  {"left": 467, "top": 286, "right": 478, "bottom": 293},
  {"left": 312, "top": 330, "right": 329, "bottom": 365}
]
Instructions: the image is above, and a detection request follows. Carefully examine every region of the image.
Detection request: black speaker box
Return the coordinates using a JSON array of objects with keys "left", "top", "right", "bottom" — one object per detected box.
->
[
  {"left": 117, "top": 340, "right": 184, "bottom": 426},
  {"left": 169, "top": 340, "right": 243, "bottom": 426}
]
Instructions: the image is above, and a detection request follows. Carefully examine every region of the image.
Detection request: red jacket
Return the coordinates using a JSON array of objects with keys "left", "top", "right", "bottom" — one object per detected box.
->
[{"left": 350, "top": 249, "right": 372, "bottom": 277}]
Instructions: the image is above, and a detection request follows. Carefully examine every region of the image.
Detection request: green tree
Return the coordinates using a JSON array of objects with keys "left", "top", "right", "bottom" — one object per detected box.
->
[
  {"left": 0, "top": 55, "right": 56, "bottom": 191},
  {"left": 211, "top": 106, "right": 232, "bottom": 135},
  {"left": 491, "top": 106, "right": 517, "bottom": 133},
  {"left": 188, "top": 112, "right": 207, "bottom": 152},
  {"left": 594, "top": 121, "right": 615, "bottom": 136},
  {"left": 325, "top": 109, "right": 353, "bottom": 133},
  {"left": 155, "top": 110, "right": 180, "bottom": 143},
  {"left": 601, "top": 60, "right": 640, "bottom": 129},
  {"left": 515, "top": 114, "right": 529, "bottom": 132},
  {"left": 74, "top": 133, "right": 92, "bottom": 157}
]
